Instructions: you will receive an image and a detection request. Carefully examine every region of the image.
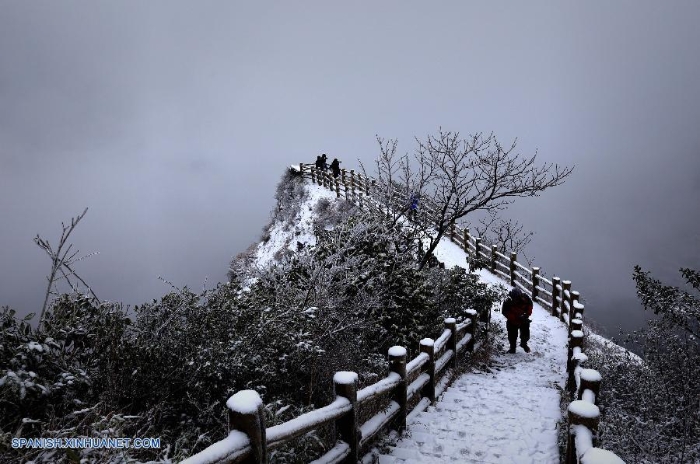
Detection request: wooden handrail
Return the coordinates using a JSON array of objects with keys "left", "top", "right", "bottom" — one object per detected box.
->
[
  {"left": 222, "top": 162, "right": 622, "bottom": 464},
  {"left": 184, "top": 312, "right": 479, "bottom": 464}
]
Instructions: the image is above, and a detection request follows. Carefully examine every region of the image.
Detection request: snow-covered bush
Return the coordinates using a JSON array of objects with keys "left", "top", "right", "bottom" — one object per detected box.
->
[
  {"left": 585, "top": 266, "right": 700, "bottom": 463},
  {"left": 0, "top": 296, "right": 161, "bottom": 463},
  {"left": 1, "top": 171, "right": 502, "bottom": 463}
]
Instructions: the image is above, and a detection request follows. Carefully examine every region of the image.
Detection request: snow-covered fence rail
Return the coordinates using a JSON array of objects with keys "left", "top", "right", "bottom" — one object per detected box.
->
[
  {"left": 564, "top": 364, "right": 624, "bottom": 463},
  {"left": 299, "top": 163, "right": 376, "bottom": 208},
  {"left": 295, "top": 162, "right": 623, "bottom": 463},
  {"left": 182, "top": 314, "right": 480, "bottom": 464}
]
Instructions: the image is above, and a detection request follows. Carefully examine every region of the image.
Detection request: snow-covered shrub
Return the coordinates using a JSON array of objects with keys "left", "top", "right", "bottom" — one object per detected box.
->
[
  {"left": 585, "top": 266, "right": 700, "bottom": 463},
  {"left": 0, "top": 296, "right": 147, "bottom": 463},
  {"left": 273, "top": 168, "right": 307, "bottom": 225}
]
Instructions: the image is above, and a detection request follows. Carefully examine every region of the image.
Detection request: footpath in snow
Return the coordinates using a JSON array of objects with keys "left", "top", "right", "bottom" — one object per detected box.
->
[
  {"left": 378, "top": 240, "right": 570, "bottom": 464},
  {"left": 271, "top": 176, "right": 571, "bottom": 463}
]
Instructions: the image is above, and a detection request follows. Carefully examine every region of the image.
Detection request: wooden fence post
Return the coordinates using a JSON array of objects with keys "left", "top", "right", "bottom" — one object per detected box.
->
[
  {"left": 509, "top": 252, "right": 517, "bottom": 286},
  {"left": 474, "top": 237, "right": 482, "bottom": 268},
  {"left": 227, "top": 390, "right": 267, "bottom": 464},
  {"left": 350, "top": 170, "right": 356, "bottom": 202},
  {"left": 334, "top": 372, "right": 359, "bottom": 464},
  {"left": 299, "top": 163, "right": 305, "bottom": 175},
  {"left": 463, "top": 228, "right": 470, "bottom": 254},
  {"left": 531, "top": 267, "right": 540, "bottom": 301},
  {"left": 567, "top": 330, "right": 584, "bottom": 392},
  {"left": 450, "top": 221, "right": 456, "bottom": 241},
  {"left": 388, "top": 346, "right": 407, "bottom": 433},
  {"left": 491, "top": 245, "right": 498, "bottom": 273},
  {"left": 420, "top": 338, "right": 436, "bottom": 403},
  {"left": 340, "top": 170, "right": 348, "bottom": 201},
  {"left": 465, "top": 309, "right": 478, "bottom": 352},
  {"left": 334, "top": 177, "right": 341, "bottom": 198},
  {"left": 552, "top": 277, "right": 561, "bottom": 317},
  {"left": 310, "top": 167, "right": 317, "bottom": 184},
  {"left": 445, "top": 318, "right": 457, "bottom": 368},
  {"left": 566, "top": 400, "right": 600, "bottom": 464},
  {"left": 562, "top": 280, "right": 572, "bottom": 323},
  {"left": 571, "top": 291, "right": 582, "bottom": 318},
  {"left": 571, "top": 319, "right": 583, "bottom": 332},
  {"left": 578, "top": 369, "right": 602, "bottom": 404}
]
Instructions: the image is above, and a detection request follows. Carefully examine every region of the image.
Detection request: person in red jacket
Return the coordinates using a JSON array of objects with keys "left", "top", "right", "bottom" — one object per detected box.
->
[{"left": 502, "top": 287, "right": 533, "bottom": 353}]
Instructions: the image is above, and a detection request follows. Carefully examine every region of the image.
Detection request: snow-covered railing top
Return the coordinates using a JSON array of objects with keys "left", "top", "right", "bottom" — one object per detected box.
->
[
  {"left": 294, "top": 162, "right": 625, "bottom": 463},
  {"left": 182, "top": 313, "right": 480, "bottom": 463}
]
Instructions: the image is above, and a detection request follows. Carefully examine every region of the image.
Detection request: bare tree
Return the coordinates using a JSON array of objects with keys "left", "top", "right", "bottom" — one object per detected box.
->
[
  {"left": 34, "top": 207, "right": 99, "bottom": 326},
  {"left": 369, "top": 129, "right": 573, "bottom": 269},
  {"left": 472, "top": 211, "right": 535, "bottom": 266}
]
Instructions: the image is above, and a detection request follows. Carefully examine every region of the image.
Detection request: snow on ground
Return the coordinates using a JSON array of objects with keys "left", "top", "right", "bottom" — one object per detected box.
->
[
  {"left": 379, "top": 232, "right": 570, "bottom": 464},
  {"left": 253, "top": 174, "right": 617, "bottom": 463},
  {"left": 254, "top": 182, "right": 338, "bottom": 268}
]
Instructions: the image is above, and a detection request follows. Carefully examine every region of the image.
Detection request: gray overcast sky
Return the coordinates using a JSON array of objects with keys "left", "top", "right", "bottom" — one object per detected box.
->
[{"left": 1, "top": 1, "right": 699, "bottom": 337}]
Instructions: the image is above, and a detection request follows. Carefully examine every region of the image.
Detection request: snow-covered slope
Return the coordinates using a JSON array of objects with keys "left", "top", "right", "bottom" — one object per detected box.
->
[
  {"left": 253, "top": 181, "right": 338, "bottom": 268},
  {"left": 229, "top": 170, "right": 635, "bottom": 463}
]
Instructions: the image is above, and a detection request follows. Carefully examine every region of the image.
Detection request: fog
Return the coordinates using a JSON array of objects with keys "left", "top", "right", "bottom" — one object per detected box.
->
[{"left": 1, "top": 1, "right": 699, "bottom": 340}]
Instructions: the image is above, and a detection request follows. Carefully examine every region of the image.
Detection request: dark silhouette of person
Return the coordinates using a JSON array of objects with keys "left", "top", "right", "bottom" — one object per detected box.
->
[
  {"left": 408, "top": 193, "right": 419, "bottom": 219},
  {"left": 501, "top": 287, "right": 533, "bottom": 353},
  {"left": 320, "top": 154, "right": 329, "bottom": 170},
  {"left": 314, "top": 155, "right": 323, "bottom": 170},
  {"left": 330, "top": 158, "right": 341, "bottom": 178}
]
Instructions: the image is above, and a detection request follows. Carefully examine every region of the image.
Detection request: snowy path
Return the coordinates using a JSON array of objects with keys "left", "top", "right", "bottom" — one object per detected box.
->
[{"left": 378, "top": 240, "right": 570, "bottom": 464}]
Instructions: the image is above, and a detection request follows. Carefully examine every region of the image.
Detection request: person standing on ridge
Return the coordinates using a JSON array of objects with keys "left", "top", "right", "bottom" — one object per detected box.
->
[
  {"left": 314, "top": 155, "right": 323, "bottom": 170},
  {"left": 330, "top": 158, "right": 341, "bottom": 177},
  {"left": 320, "top": 153, "right": 329, "bottom": 170},
  {"left": 501, "top": 287, "right": 533, "bottom": 353}
]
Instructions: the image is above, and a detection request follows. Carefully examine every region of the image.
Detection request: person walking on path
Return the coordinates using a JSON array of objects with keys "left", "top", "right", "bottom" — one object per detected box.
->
[
  {"left": 314, "top": 155, "right": 323, "bottom": 170},
  {"left": 408, "top": 193, "right": 419, "bottom": 220},
  {"left": 320, "top": 153, "right": 328, "bottom": 170},
  {"left": 501, "top": 287, "right": 533, "bottom": 353},
  {"left": 329, "top": 158, "right": 341, "bottom": 177}
]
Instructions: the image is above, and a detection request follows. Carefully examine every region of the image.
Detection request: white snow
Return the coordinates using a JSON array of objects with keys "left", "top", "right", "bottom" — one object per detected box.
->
[
  {"left": 568, "top": 400, "right": 600, "bottom": 419},
  {"left": 377, "top": 228, "right": 571, "bottom": 463},
  {"left": 219, "top": 173, "right": 628, "bottom": 463},
  {"left": 253, "top": 182, "right": 338, "bottom": 268},
  {"left": 333, "top": 371, "right": 358, "bottom": 385},
  {"left": 226, "top": 390, "right": 262, "bottom": 415},
  {"left": 388, "top": 346, "right": 407, "bottom": 358},
  {"left": 267, "top": 397, "right": 351, "bottom": 446},
  {"left": 180, "top": 430, "right": 251, "bottom": 464},
  {"left": 587, "top": 332, "right": 644, "bottom": 365},
  {"left": 27, "top": 341, "right": 44, "bottom": 352},
  {"left": 433, "top": 329, "right": 451, "bottom": 353},
  {"left": 580, "top": 447, "right": 627, "bottom": 464},
  {"left": 357, "top": 372, "right": 401, "bottom": 403},
  {"left": 580, "top": 368, "right": 602, "bottom": 383}
]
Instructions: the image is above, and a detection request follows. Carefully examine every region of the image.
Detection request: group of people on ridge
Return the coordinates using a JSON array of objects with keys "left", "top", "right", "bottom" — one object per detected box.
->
[
  {"left": 314, "top": 154, "right": 341, "bottom": 178},
  {"left": 313, "top": 153, "right": 533, "bottom": 355}
]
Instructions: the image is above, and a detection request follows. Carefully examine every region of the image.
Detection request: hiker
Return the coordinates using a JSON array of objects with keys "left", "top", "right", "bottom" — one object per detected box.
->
[
  {"left": 330, "top": 158, "right": 341, "bottom": 177},
  {"left": 320, "top": 153, "right": 329, "bottom": 170},
  {"left": 314, "top": 155, "right": 323, "bottom": 170},
  {"left": 501, "top": 287, "right": 533, "bottom": 353},
  {"left": 408, "top": 193, "right": 419, "bottom": 219}
]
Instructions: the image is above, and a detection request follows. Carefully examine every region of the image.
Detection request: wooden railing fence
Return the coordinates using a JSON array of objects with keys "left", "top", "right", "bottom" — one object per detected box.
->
[
  {"left": 182, "top": 312, "right": 480, "bottom": 464},
  {"left": 183, "top": 163, "right": 624, "bottom": 463},
  {"left": 297, "top": 162, "right": 624, "bottom": 463}
]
